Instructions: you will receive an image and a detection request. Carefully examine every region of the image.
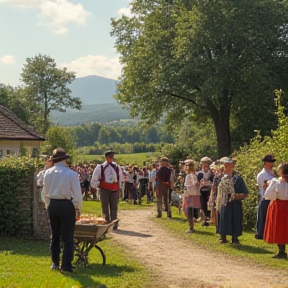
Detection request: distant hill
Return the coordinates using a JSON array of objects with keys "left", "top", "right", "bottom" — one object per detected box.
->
[
  {"left": 50, "top": 103, "right": 131, "bottom": 126},
  {"left": 50, "top": 75, "right": 133, "bottom": 125},
  {"left": 68, "top": 75, "right": 118, "bottom": 105}
]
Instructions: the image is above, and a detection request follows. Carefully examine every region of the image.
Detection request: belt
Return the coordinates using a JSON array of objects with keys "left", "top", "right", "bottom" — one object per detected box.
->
[{"left": 50, "top": 198, "right": 72, "bottom": 201}]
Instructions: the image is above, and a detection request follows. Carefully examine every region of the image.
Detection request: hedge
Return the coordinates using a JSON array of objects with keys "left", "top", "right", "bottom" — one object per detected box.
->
[{"left": 0, "top": 157, "right": 38, "bottom": 236}]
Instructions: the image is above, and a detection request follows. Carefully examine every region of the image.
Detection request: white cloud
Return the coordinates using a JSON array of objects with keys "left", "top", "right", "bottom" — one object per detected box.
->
[
  {"left": 62, "top": 55, "right": 122, "bottom": 80},
  {"left": 0, "top": 0, "right": 91, "bottom": 34},
  {"left": 117, "top": 7, "right": 132, "bottom": 17},
  {"left": 1, "top": 55, "right": 15, "bottom": 64}
]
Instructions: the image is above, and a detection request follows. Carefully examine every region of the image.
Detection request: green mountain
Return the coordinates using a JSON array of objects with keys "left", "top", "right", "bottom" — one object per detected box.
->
[
  {"left": 68, "top": 75, "right": 117, "bottom": 105},
  {"left": 50, "top": 75, "right": 132, "bottom": 125}
]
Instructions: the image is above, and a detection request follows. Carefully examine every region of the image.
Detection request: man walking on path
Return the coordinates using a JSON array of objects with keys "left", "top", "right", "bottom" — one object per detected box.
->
[
  {"left": 41, "top": 148, "right": 82, "bottom": 272},
  {"left": 156, "top": 157, "right": 172, "bottom": 218},
  {"left": 90, "top": 150, "right": 123, "bottom": 229}
]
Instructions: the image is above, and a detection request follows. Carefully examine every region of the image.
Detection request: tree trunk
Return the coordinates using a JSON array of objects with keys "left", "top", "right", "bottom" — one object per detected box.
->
[
  {"left": 213, "top": 111, "right": 231, "bottom": 158},
  {"left": 44, "top": 91, "right": 48, "bottom": 134},
  {"left": 209, "top": 89, "right": 231, "bottom": 157}
]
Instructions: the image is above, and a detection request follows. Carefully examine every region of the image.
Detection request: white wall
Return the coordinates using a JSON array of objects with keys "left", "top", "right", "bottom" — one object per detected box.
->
[{"left": 0, "top": 140, "right": 41, "bottom": 157}]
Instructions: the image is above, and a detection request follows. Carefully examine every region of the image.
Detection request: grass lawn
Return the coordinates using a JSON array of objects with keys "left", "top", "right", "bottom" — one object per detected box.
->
[
  {"left": 0, "top": 201, "right": 153, "bottom": 288},
  {"left": 156, "top": 206, "right": 288, "bottom": 270},
  {"left": 74, "top": 152, "right": 160, "bottom": 167}
]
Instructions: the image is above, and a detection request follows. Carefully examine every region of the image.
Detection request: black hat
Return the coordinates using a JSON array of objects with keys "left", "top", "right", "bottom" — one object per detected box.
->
[
  {"left": 52, "top": 148, "right": 70, "bottom": 163},
  {"left": 262, "top": 154, "right": 276, "bottom": 163},
  {"left": 105, "top": 150, "right": 115, "bottom": 157}
]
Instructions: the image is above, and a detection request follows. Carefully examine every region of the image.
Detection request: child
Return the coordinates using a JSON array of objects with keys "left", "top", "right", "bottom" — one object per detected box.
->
[{"left": 183, "top": 160, "right": 201, "bottom": 233}]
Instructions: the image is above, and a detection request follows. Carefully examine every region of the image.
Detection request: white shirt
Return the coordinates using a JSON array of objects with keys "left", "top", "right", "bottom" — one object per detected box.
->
[
  {"left": 36, "top": 169, "right": 45, "bottom": 187},
  {"left": 90, "top": 161, "right": 124, "bottom": 188},
  {"left": 257, "top": 168, "right": 275, "bottom": 198},
  {"left": 41, "top": 162, "right": 83, "bottom": 210},
  {"left": 264, "top": 178, "right": 288, "bottom": 200},
  {"left": 184, "top": 174, "right": 200, "bottom": 196}
]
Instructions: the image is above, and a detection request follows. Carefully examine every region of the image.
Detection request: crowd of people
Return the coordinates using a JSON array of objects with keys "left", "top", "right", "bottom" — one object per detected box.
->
[{"left": 37, "top": 148, "right": 288, "bottom": 272}]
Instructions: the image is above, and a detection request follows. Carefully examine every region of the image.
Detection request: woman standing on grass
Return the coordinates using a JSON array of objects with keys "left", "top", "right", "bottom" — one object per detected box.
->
[
  {"left": 183, "top": 160, "right": 201, "bottom": 233},
  {"left": 264, "top": 162, "right": 288, "bottom": 259}
]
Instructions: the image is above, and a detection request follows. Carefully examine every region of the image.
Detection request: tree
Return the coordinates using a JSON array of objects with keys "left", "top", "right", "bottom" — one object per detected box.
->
[
  {"left": 20, "top": 54, "right": 82, "bottom": 134},
  {"left": 45, "top": 126, "right": 75, "bottom": 157},
  {"left": 0, "top": 84, "right": 46, "bottom": 132},
  {"left": 111, "top": 0, "right": 288, "bottom": 157}
]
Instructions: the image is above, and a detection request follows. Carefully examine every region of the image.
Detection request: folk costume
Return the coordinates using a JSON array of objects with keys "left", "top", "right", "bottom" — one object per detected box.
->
[
  {"left": 156, "top": 157, "right": 172, "bottom": 218},
  {"left": 90, "top": 151, "right": 123, "bottom": 225},
  {"left": 183, "top": 173, "right": 201, "bottom": 232},
  {"left": 264, "top": 176, "right": 288, "bottom": 259},
  {"left": 41, "top": 148, "right": 82, "bottom": 272},
  {"left": 197, "top": 157, "right": 214, "bottom": 226},
  {"left": 216, "top": 157, "right": 248, "bottom": 244}
]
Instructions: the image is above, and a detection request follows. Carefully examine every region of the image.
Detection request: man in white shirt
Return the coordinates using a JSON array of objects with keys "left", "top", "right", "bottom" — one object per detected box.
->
[
  {"left": 257, "top": 154, "right": 276, "bottom": 200},
  {"left": 90, "top": 151, "right": 123, "bottom": 229},
  {"left": 36, "top": 156, "right": 53, "bottom": 187},
  {"left": 41, "top": 148, "right": 82, "bottom": 273},
  {"left": 255, "top": 154, "right": 276, "bottom": 239}
]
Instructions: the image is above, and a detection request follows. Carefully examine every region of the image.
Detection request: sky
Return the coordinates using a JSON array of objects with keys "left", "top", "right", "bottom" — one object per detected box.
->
[{"left": 0, "top": 0, "right": 132, "bottom": 86}]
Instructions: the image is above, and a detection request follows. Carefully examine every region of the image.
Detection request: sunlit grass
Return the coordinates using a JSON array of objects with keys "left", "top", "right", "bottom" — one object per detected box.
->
[
  {"left": 74, "top": 152, "right": 159, "bottom": 167},
  {"left": 0, "top": 201, "right": 152, "bottom": 288},
  {"left": 155, "top": 207, "right": 288, "bottom": 270}
]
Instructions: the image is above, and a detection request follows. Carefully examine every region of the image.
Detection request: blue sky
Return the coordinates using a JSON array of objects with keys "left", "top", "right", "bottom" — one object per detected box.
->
[{"left": 0, "top": 0, "right": 131, "bottom": 86}]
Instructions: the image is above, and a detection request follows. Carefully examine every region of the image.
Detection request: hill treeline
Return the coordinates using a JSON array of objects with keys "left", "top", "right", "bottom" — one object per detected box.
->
[{"left": 67, "top": 123, "right": 174, "bottom": 147}]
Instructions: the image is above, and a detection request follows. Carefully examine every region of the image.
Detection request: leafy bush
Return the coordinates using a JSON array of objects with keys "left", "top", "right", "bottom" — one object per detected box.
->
[
  {"left": 0, "top": 157, "right": 37, "bottom": 236},
  {"left": 236, "top": 91, "right": 288, "bottom": 229}
]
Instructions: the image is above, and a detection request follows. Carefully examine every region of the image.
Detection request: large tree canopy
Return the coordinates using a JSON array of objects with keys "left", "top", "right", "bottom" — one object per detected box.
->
[
  {"left": 20, "top": 54, "right": 82, "bottom": 133},
  {"left": 111, "top": 0, "right": 288, "bottom": 157}
]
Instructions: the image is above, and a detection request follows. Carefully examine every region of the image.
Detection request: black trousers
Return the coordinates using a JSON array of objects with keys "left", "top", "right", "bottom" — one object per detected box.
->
[
  {"left": 48, "top": 199, "right": 75, "bottom": 269},
  {"left": 200, "top": 190, "right": 211, "bottom": 218}
]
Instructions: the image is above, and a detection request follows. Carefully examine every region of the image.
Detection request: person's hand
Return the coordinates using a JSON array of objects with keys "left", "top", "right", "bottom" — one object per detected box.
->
[
  {"left": 90, "top": 187, "right": 96, "bottom": 194},
  {"left": 75, "top": 209, "right": 81, "bottom": 221}
]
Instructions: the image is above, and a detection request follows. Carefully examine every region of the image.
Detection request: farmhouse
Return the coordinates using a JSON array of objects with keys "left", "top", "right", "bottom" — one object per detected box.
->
[{"left": 0, "top": 105, "right": 45, "bottom": 157}]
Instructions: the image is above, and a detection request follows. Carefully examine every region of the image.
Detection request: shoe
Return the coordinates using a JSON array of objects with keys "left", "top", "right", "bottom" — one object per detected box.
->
[
  {"left": 201, "top": 222, "right": 209, "bottom": 227},
  {"left": 61, "top": 267, "right": 73, "bottom": 273},
  {"left": 232, "top": 239, "right": 240, "bottom": 245},
  {"left": 220, "top": 239, "right": 229, "bottom": 244},
  {"left": 186, "top": 229, "right": 195, "bottom": 234},
  {"left": 272, "top": 252, "right": 287, "bottom": 259},
  {"left": 156, "top": 214, "right": 162, "bottom": 218},
  {"left": 51, "top": 263, "right": 60, "bottom": 271},
  {"left": 167, "top": 213, "right": 172, "bottom": 218}
]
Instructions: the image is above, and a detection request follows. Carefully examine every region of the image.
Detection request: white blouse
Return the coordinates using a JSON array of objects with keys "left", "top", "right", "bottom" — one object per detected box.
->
[
  {"left": 264, "top": 178, "right": 288, "bottom": 200},
  {"left": 184, "top": 174, "right": 200, "bottom": 196}
]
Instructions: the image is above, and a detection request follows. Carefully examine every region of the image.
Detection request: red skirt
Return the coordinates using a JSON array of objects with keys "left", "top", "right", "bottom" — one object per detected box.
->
[{"left": 264, "top": 199, "right": 288, "bottom": 244}]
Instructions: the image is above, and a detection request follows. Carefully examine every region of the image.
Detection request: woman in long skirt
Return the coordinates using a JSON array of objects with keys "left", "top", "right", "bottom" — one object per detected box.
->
[
  {"left": 183, "top": 160, "right": 201, "bottom": 233},
  {"left": 264, "top": 162, "right": 288, "bottom": 259}
]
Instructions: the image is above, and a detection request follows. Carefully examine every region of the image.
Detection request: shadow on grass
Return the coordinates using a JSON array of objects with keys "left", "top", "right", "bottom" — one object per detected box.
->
[
  {"left": 113, "top": 229, "right": 152, "bottom": 238},
  {"left": 230, "top": 243, "right": 274, "bottom": 254},
  {"left": 193, "top": 229, "right": 215, "bottom": 236},
  {"left": 65, "top": 263, "right": 138, "bottom": 287}
]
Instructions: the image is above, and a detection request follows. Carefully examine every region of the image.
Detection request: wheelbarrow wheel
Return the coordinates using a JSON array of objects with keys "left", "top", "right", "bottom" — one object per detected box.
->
[{"left": 95, "top": 244, "right": 106, "bottom": 265}]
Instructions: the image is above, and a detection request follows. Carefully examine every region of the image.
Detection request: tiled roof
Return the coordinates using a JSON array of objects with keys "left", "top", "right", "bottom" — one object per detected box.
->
[{"left": 0, "top": 105, "right": 45, "bottom": 141}]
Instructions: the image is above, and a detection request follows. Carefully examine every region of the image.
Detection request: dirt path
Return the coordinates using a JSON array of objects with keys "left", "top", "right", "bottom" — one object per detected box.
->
[{"left": 112, "top": 208, "right": 288, "bottom": 288}]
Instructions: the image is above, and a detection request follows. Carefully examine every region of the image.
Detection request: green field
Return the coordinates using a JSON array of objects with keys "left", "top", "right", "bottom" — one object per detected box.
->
[{"left": 74, "top": 152, "right": 160, "bottom": 166}]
